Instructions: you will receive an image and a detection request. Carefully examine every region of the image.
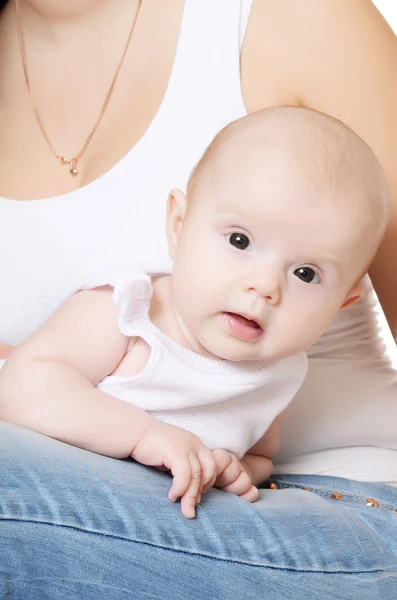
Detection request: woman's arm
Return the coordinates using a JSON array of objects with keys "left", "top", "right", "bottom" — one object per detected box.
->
[
  {"left": 244, "top": 0, "right": 397, "bottom": 336},
  {"left": 0, "top": 287, "right": 155, "bottom": 457}
]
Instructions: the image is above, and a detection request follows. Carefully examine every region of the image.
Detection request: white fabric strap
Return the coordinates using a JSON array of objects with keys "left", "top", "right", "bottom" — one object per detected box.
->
[{"left": 240, "top": 0, "right": 253, "bottom": 48}]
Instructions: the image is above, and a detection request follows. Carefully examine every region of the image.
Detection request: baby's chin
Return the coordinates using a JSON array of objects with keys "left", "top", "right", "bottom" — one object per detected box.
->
[
  {"left": 203, "top": 337, "right": 308, "bottom": 363},
  {"left": 202, "top": 338, "right": 277, "bottom": 363}
]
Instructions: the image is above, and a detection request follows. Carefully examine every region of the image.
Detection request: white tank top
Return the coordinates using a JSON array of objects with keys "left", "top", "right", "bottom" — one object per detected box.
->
[{"left": 0, "top": 0, "right": 396, "bottom": 481}]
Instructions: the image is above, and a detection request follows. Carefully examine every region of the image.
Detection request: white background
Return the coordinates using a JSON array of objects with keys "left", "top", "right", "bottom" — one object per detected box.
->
[{"left": 373, "top": 0, "right": 397, "bottom": 32}]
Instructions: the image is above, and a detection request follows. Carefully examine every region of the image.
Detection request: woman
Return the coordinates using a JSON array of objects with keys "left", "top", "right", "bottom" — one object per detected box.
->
[{"left": 0, "top": 1, "right": 396, "bottom": 598}]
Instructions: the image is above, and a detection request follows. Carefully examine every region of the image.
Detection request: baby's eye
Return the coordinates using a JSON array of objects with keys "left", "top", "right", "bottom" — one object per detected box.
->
[
  {"left": 294, "top": 267, "right": 319, "bottom": 284},
  {"left": 228, "top": 232, "right": 251, "bottom": 251}
]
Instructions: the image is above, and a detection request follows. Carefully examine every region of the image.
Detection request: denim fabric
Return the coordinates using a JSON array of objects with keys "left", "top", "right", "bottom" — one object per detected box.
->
[{"left": 0, "top": 420, "right": 396, "bottom": 599}]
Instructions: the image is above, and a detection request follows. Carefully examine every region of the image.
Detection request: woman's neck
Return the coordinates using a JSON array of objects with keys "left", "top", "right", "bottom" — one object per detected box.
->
[
  {"left": 0, "top": 0, "right": 139, "bottom": 105},
  {"left": 6, "top": 0, "right": 138, "bottom": 43}
]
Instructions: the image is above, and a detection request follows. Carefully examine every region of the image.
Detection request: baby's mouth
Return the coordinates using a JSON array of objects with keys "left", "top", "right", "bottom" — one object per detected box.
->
[{"left": 223, "top": 312, "right": 263, "bottom": 341}]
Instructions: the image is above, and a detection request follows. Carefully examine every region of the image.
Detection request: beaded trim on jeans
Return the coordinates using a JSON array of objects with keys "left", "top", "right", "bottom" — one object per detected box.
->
[{"left": 264, "top": 479, "right": 397, "bottom": 514}]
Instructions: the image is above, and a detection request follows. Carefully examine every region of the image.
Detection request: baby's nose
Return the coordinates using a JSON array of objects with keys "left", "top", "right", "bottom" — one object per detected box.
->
[{"left": 248, "top": 273, "right": 281, "bottom": 305}]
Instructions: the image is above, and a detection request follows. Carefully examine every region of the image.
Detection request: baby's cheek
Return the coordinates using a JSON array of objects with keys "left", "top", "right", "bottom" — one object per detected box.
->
[{"left": 280, "top": 314, "right": 322, "bottom": 355}]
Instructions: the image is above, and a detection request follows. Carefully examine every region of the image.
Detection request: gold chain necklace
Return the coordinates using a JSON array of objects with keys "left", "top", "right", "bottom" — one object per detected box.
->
[{"left": 14, "top": 0, "right": 142, "bottom": 176}]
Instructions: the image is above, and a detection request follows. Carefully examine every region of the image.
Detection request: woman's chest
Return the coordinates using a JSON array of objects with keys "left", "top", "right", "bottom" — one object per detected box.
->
[
  {"left": 0, "top": 124, "right": 215, "bottom": 344},
  {"left": 0, "top": 1, "right": 185, "bottom": 201},
  {"left": 0, "top": 0, "right": 256, "bottom": 343},
  {"left": 0, "top": 171, "right": 170, "bottom": 344}
]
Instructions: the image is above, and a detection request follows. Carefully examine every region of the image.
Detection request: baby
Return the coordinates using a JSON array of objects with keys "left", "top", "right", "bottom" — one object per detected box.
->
[{"left": 0, "top": 107, "right": 388, "bottom": 519}]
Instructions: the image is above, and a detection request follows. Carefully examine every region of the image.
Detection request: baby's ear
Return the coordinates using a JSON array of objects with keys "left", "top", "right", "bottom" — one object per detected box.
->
[
  {"left": 166, "top": 189, "right": 187, "bottom": 259},
  {"left": 340, "top": 285, "right": 365, "bottom": 310}
]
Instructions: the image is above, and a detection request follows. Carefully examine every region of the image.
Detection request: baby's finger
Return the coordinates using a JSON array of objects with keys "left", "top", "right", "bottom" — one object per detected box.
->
[
  {"left": 214, "top": 454, "right": 242, "bottom": 488},
  {"left": 195, "top": 487, "right": 203, "bottom": 505},
  {"left": 180, "top": 454, "right": 202, "bottom": 519},
  {"left": 212, "top": 448, "right": 233, "bottom": 477},
  {"left": 168, "top": 458, "right": 192, "bottom": 503},
  {"left": 222, "top": 470, "right": 253, "bottom": 496},
  {"left": 240, "top": 485, "right": 259, "bottom": 503},
  {"left": 198, "top": 448, "right": 217, "bottom": 493}
]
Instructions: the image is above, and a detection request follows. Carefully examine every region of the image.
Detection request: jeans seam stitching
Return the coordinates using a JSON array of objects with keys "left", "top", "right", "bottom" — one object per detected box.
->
[{"left": 0, "top": 515, "right": 393, "bottom": 574}]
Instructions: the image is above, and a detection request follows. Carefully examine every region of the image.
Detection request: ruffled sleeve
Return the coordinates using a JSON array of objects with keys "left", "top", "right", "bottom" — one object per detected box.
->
[
  {"left": 52, "top": 260, "right": 171, "bottom": 338},
  {"left": 112, "top": 269, "right": 153, "bottom": 336}
]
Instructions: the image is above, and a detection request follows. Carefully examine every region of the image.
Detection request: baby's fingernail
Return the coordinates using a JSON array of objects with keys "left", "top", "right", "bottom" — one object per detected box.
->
[
  {"left": 196, "top": 495, "right": 201, "bottom": 505},
  {"left": 184, "top": 506, "right": 196, "bottom": 519}
]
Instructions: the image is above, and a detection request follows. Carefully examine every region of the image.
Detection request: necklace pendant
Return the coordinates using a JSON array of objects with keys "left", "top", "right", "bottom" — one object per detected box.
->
[
  {"left": 69, "top": 159, "right": 78, "bottom": 176},
  {"left": 58, "top": 156, "right": 77, "bottom": 175},
  {"left": 16, "top": 0, "right": 143, "bottom": 182}
]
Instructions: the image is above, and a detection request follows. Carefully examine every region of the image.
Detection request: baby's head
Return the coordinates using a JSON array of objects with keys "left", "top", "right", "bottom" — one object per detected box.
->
[{"left": 166, "top": 107, "right": 388, "bottom": 361}]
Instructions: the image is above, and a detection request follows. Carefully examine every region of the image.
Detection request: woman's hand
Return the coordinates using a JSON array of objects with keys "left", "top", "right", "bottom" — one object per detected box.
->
[
  {"left": 0, "top": 342, "right": 13, "bottom": 360},
  {"left": 212, "top": 448, "right": 259, "bottom": 502},
  {"left": 132, "top": 421, "right": 217, "bottom": 519}
]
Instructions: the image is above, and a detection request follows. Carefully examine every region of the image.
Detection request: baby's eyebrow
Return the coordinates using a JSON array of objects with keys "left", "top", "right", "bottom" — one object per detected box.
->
[
  {"left": 309, "top": 256, "right": 343, "bottom": 275},
  {"left": 215, "top": 209, "right": 255, "bottom": 224},
  {"left": 216, "top": 209, "right": 244, "bottom": 218}
]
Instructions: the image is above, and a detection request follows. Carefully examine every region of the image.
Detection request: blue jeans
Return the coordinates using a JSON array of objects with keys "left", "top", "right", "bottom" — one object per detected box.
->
[{"left": 1, "top": 421, "right": 396, "bottom": 599}]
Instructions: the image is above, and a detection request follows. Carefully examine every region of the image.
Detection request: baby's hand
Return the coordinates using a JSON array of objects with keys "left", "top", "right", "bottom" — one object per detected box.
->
[
  {"left": 131, "top": 421, "right": 217, "bottom": 518},
  {"left": 212, "top": 449, "right": 259, "bottom": 502}
]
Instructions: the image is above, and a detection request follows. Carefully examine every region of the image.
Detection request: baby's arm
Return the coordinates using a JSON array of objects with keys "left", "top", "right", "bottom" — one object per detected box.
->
[
  {"left": 242, "top": 412, "right": 283, "bottom": 485},
  {"left": 0, "top": 286, "right": 146, "bottom": 456},
  {"left": 0, "top": 286, "right": 216, "bottom": 517},
  {"left": 213, "top": 413, "right": 284, "bottom": 502}
]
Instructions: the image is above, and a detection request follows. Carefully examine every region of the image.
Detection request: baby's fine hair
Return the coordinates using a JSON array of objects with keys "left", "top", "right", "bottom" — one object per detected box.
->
[{"left": 188, "top": 106, "right": 389, "bottom": 252}]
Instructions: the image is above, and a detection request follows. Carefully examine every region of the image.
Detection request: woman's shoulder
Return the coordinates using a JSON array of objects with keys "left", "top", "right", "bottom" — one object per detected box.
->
[{"left": 243, "top": 0, "right": 396, "bottom": 112}]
